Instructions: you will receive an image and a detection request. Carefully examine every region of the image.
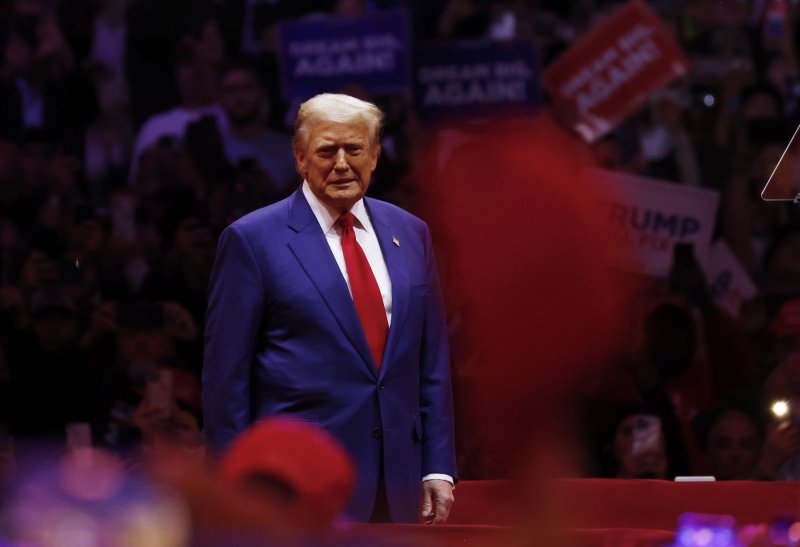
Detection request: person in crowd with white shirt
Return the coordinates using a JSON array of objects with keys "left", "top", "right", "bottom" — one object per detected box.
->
[
  {"left": 218, "top": 60, "right": 298, "bottom": 199},
  {"left": 128, "top": 44, "right": 227, "bottom": 182}
]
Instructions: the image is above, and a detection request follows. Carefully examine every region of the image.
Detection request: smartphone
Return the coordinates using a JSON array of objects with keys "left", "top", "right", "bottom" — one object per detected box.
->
[{"left": 631, "top": 415, "right": 662, "bottom": 455}]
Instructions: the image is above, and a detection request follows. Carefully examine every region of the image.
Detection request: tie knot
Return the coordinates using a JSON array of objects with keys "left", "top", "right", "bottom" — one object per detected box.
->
[{"left": 337, "top": 211, "right": 356, "bottom": 231}]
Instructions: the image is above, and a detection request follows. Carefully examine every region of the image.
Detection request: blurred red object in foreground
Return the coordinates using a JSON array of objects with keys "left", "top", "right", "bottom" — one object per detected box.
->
[
  {"left": 220, "top": 416, "right": 357, "bottom": 529},
  {"left": 417, "top": 112, "right": 631, "bottom": 476}
]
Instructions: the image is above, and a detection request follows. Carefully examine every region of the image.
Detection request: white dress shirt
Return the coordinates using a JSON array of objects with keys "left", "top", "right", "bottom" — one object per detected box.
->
[
  {"left": 302, "top": 181, "right": 392, "bottom": 325},
  {"left": 301, "top": 182, "right": 453, "bottom": 486}
]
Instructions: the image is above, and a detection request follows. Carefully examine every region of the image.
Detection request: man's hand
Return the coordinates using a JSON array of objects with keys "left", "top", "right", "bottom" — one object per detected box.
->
[{"left": 421, "top": 479, "right": 454, "bottom": 524}]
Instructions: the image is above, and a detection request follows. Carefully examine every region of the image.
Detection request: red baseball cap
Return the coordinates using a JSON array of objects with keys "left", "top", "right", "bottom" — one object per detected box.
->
[{"left": 219, "top": 417, "right": 356, "bottom": 526}]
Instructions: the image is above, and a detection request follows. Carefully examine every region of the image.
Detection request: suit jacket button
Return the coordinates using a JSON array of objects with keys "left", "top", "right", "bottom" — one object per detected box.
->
[
  {"left": 378, "top": 384, "right": 385, "bottom": 391},
  {"left": 372, "top": 428, "right": 383, "bottom": 439}
]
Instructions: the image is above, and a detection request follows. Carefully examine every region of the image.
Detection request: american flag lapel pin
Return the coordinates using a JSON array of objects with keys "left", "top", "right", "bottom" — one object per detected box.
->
[{"left": 392, "top": 236, "right": 400, "bottom": 247}]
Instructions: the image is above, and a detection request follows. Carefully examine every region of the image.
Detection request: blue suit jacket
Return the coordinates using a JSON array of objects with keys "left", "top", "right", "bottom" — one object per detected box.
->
[{"left": 203, "top": 189, "right": 457, "bottom": 522}]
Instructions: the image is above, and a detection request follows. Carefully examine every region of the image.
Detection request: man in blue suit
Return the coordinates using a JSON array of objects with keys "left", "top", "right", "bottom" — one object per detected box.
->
[{"left": 203, "top": 94, "right": 457, "bottom": 523}]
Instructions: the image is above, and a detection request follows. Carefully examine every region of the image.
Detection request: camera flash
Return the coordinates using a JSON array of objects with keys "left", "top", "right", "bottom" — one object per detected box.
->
[{"left": 772, "top": 400, "right": 790, "bottom": 418}]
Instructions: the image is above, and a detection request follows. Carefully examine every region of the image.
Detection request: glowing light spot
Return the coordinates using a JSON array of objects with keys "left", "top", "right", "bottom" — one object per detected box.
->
[
  {"left": 678, "top": 528, "right": 695, "bottom": 545},
  {"left": 772, "top": 400, "right": 790, "bottom": 418},
  {"left": 694, "top": 527, "right": 713, "bottom": 545}
]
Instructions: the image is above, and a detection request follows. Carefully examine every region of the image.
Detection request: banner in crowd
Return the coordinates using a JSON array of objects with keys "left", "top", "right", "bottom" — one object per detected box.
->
[
  {"left": 277, "top": 10, "right": 411, "bottom": 101},
  {"left": 591, "top": 169, "right": 719, "bottom": 277},
  {"left": 414, "top": 40, "right": 540, "bottom": 120},
  {"left": 706, "top": 240, "right": 758, "bottom": 317},
  {"left": 542, "top": 0, "right": 690, "bottom": 142}
]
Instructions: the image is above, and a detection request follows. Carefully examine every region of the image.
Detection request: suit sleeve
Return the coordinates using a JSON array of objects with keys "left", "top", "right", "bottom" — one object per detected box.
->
[
  {"left": 203, "top": 223, "right": 265, "bottom": 454},
  {"left": 419, "top": 224, "right": 458, "bottom": 482}
]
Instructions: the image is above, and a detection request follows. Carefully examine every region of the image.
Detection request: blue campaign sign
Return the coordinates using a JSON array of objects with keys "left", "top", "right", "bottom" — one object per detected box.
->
[
  {"left": 414, "top": 40, "right": 540, "bottom": 120},
  {"left": 277, "top": 10, "right": 411, "bottom": 101}
]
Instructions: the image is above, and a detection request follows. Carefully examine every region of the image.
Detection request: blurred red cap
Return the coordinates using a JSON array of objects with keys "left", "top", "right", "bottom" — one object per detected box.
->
[
  {"left": 417, "top": 113, "right": 632, "bottom": 469},
  {"left": 219, "top": 417, "right": 356, "bottom": 526}
]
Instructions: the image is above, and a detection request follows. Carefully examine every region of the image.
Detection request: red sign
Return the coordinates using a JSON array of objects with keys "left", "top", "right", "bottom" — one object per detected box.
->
[{"left": 542, "top": 0, "right": 689, "bottom": 142}]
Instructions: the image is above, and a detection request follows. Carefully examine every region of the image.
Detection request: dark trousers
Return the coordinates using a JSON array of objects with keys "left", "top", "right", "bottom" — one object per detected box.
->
[{"left": 369, "top": 444, "right": 392, "bottom": 522}]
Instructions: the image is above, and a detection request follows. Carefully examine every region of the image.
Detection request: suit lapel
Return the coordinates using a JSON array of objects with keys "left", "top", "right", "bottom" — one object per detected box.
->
[
  {"left": 286, "top": 191, "right": 377, "bottom": 377},
  {"left": 365, "top": 198, "right": 408, "bottom": 380}
]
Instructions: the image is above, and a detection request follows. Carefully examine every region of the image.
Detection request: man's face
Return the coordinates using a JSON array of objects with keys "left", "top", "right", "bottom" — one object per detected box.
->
[
  {"left": 613, "top": 415, "right": 667, "bottom": 479},
  {"left": 706, "top": 412, "right": 760, "bottom": 480},
  {"left": 175, "top": 57, "right": 218, "bottom": 107},
  {"left": 294, "top": 119, "right": 379, "bottom": 212},
  {"left": 220, "top": 69, "right": 264, "bottom": 126}
]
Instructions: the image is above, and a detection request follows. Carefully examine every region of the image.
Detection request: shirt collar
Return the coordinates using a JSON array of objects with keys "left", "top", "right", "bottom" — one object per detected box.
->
[{"left": 302, "top": 181, "right": 373, "bottom": 234}]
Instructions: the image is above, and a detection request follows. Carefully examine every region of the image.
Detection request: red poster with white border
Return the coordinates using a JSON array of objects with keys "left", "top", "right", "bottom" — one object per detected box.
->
[{"left": 542, "top": 0, "right": 690, "bottom": 143}]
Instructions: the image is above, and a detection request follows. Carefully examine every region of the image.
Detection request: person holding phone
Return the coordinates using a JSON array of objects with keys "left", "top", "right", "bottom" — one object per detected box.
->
[
  {"left": 603, "top": 406, "right": 669, "bottom": 479},
  {"left": 700, "top": 400, "right": 800, "bottom": 481},
  {"left": 127, "top": 45, "right": 227, "bottom": 182},
  {"left": 760, "top": 350, "right": 800, "bottom": 480}
]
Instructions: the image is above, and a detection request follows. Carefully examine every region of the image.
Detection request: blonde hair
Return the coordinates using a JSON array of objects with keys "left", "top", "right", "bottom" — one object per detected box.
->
[{"left": 293, "top": 93, "right": 384, "bottom": 150}]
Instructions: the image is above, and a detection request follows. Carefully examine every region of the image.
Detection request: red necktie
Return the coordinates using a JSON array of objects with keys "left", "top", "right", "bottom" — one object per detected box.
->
[{"left": 337, "top": 211, "right": 388, "bottom": 369}]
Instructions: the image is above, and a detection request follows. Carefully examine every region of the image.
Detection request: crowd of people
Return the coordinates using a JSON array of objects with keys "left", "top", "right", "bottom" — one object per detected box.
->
[
  {"left": 575, "top": 0, "right": 800, "bottom": 483},
  {"left": 0, "top": 0, "right": 800, "bottom": 508}
]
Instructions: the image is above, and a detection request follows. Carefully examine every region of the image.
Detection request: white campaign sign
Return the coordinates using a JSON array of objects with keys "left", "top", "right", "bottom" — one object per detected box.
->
[
  {"left": 590, "top": 169, "right": 720, "bottom": 277},
  {"left": 706, "top": 240, "right": 758, "bottom": 317}
]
